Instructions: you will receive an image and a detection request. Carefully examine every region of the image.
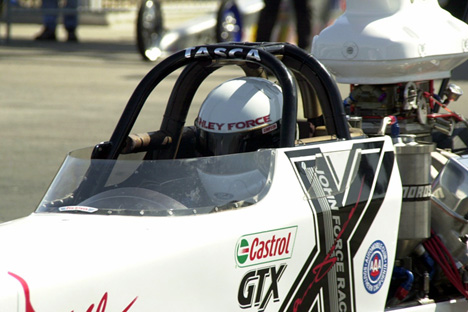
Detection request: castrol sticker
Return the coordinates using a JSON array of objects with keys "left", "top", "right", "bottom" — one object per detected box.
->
[{"left": 235, "top": 226, "right": 297, "bottom": 267}]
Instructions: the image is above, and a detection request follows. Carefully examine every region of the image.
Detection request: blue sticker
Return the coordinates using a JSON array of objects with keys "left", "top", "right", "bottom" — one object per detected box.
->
[{"left": 363, "top": 240, "right": 388, "bottom": 294}]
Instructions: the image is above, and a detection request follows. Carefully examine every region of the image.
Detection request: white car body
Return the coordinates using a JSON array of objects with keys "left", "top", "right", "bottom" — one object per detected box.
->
[{"left": 4, "top": 0, "right": 468, "bottom": 310}]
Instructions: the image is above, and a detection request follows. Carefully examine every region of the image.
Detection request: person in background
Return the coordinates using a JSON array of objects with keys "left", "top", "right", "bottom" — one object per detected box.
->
[
  {"left": 256, "top": 0, "right": 312, "bottom": 50},
  {"left": 34, "top": 0, "right": 79, "bottom": 42}
]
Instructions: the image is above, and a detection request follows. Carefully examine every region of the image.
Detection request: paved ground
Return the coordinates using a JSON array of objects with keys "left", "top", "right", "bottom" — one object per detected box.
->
[
  {"left": 1, "top": 22, "right": 468, "bottom": 223},
  {"left": 0, "top": 22, "right": 235, "bottom": 222},
  {"left": 0, "top": 22, "right": 158, "bottom": 222}
]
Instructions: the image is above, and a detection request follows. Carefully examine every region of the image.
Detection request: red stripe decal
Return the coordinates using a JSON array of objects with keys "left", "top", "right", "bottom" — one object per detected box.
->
[{"left": 8, "top": 271, "right": 36, "bottom": 312}]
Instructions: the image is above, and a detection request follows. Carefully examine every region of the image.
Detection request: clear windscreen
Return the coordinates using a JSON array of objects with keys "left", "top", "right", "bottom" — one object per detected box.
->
[{"left": 37, "top": 147, "right": 275, "bottom": 216}]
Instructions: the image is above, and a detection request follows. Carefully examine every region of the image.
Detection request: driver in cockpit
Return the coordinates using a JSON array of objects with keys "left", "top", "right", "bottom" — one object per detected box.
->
[
  {"left": 174, "top": 77, "right": 283, "bottom": 207},
  {"left": 193, "top": 77, "right": 284, "bottom": 156}
]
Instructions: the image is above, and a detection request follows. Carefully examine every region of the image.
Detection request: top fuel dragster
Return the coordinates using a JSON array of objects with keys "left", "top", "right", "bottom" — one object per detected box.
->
[{"left": 3, "top": 0, "right": 468, "bottom": 311}]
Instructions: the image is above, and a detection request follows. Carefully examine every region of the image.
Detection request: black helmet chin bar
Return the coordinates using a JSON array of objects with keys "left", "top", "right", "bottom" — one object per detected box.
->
[{"left": 93, "top": 42, "right": 350, "bottom": 161}]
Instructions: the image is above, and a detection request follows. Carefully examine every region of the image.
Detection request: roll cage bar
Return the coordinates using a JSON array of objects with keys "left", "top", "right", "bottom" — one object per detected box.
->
[
  {"left": 71, "top": 43, "right": 350, "bottom": 202},
  {"left": 92, "top": 42, "right": 350, "bottom": 161}
]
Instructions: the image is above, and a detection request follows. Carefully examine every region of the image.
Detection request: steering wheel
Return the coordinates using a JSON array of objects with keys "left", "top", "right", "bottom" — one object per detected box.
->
[{"left": 79, "top": 187, "right": 188, "bottom": 213}]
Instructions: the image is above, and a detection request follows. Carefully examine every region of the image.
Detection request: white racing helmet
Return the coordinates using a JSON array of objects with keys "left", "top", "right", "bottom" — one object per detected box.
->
[{"left": 195, "top": 77, "right": 283, "bottom": 156}]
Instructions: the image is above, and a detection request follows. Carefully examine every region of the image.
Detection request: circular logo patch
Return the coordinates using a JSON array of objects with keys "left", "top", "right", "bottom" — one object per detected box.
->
[
  {"left": 236, "top": 239, "right": 249, "bottom": 264},
  {"left": 362, "top": 240, "right": 388, "bottom": 294}
]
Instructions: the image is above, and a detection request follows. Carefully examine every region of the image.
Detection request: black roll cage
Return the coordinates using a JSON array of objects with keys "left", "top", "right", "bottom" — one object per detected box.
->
[
  {"left": 92, "top": 42, "right": 350, "bottom": 161},
  {"left": 71, "top": 42, "right": 351, "bottom": 203}
]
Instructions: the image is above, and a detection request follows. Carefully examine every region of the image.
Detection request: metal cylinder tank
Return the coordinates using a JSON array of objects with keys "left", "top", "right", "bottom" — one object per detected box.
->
[{"left": 395, "top": 139, "right": 435, "bottom": 258}]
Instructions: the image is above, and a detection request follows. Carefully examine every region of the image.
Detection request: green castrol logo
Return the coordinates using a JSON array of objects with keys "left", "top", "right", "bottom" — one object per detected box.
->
[{"left": 235, "top": 226, "right": 297, "bottom": 267}]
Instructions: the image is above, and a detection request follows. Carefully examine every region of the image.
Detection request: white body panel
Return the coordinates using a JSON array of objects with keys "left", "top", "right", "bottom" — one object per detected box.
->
[
  {"left": 311, "top": 0, "right": 468, "bottom": 84},
  {"left": 0, "top": 136, "right": 409, "bottom": 311}
]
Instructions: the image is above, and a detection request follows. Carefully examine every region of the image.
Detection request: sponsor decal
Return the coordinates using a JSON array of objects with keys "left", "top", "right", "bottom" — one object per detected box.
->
[
  {"left": 292, "top": 176, "right": 366, "bottom": 312},
  {"left": 238, "top": 264, "right": 287, "bottom": 312},
  {"left": 185, "top": 46, "right": 261, "bottom": 61},
  {"left": 8, "top": 272, "right": 137, "bottom": 312},
  {"left": 235, "top": 227, "right": 297, "bottom": 267},
  {"left": 262, "top": 123, "right": 277, "bottom": 134},
  {"left": 197, "top": 115, "right": 271, "bottom": 132},
  {"left": 402, "top": 184, "right": 431, "bottom": 201},
  {"left": 58, "top": 206, "right": 98, "bottom": 213},
  {"left": 282, "top": 141, "right": 394, "bottom": 311},
  {"left": 362, "top": 240, "right": 388, "bottom": 294}
]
